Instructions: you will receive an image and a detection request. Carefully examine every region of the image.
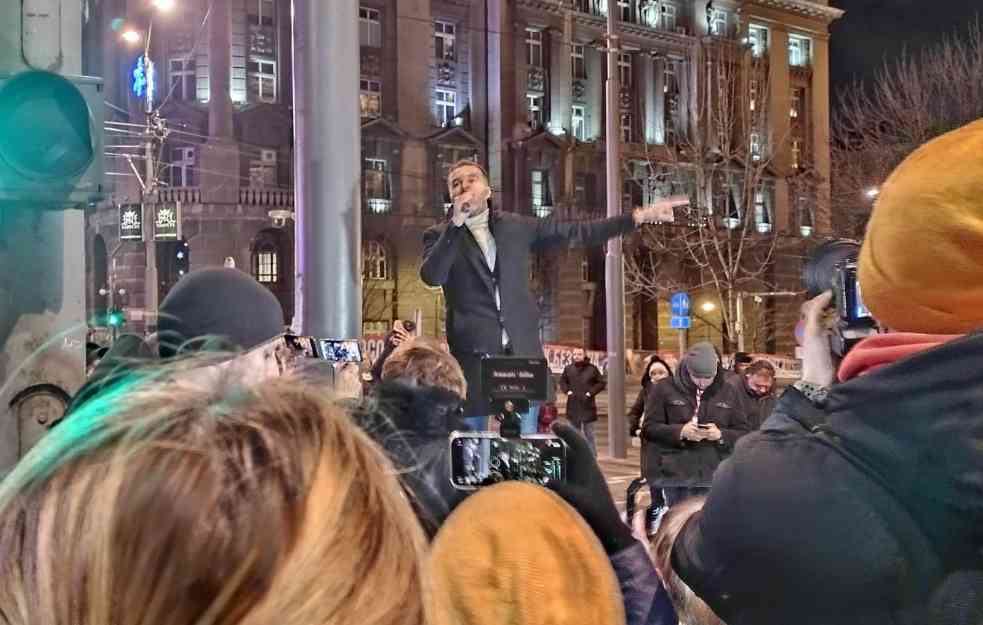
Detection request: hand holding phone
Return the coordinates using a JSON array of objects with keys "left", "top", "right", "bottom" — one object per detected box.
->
[{"left": 698, "top": 423, "right": 722, "bottom": 442}]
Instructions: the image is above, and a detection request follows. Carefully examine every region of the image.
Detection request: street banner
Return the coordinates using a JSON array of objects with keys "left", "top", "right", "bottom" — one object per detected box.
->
[{"left": 119, "top": 203, "right": 142, "bottom": 240}]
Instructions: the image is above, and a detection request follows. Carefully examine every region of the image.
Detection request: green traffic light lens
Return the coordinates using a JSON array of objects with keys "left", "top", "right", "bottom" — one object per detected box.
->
[{"left": 0, "top": 71, "right": 95, "bottom": 181}]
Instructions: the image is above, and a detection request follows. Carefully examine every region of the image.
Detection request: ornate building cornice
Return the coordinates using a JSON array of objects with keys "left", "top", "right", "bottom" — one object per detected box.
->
[{"left": 746, "top": 0, "right": 845, "bottom": 22}]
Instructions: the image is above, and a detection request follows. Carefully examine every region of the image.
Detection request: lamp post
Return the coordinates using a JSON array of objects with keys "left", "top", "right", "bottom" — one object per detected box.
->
[{"left": 119, "top": 2, "right": 173, "bottom": 331}]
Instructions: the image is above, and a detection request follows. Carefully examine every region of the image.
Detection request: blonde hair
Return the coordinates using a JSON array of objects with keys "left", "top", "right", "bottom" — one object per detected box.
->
[
  {"left": 0, "top": 365, "right": 429, "bottom": 625},
  {"left": 381, "top": 336, "right": 467, "bottom": 398},
  {"left": 650, "top": 497, "right": 727, "bottom": 625}
]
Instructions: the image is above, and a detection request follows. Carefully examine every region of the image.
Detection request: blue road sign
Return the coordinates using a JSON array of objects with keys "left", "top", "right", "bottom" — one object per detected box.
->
[
  {"left": 670, "top": 292, "right": 690, "bottom": 316},
  {"left": 670, "top": 315, "right": 691, "bottom": 330}
]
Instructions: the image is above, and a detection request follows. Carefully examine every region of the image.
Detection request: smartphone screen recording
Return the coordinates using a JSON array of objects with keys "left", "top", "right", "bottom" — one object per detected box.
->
[{"left": 449, "top": 433, "right": 567, "bottom": 490}]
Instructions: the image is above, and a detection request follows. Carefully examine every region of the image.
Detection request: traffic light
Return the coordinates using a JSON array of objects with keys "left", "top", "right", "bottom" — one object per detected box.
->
[
  {"left": 0, "top": 70, "right": 104, "bottom": 208},
  {"left": 175, "top": 240, "right": 190, "bottom": 277},
  {"left": 107, "top": 308, "right": 126, "bottom": 328}
]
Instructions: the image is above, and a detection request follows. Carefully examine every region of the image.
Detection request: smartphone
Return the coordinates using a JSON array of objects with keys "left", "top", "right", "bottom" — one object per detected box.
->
[
  {"left": 448, "top": 432, "right": 567, "bottom": 490},
  {"left": 315, "top": 339, "right": 363, "bottom": 362}
]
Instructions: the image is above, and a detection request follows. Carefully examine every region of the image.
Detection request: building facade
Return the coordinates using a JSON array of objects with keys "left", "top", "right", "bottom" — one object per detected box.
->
[{"left": 83, "top": 0, "right": 841, "bottom": 354}]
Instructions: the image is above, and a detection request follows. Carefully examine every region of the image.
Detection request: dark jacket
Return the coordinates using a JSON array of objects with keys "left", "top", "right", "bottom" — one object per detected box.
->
[
  {"left": 726, "top": 374, "right": 777, "bottom": 430},
  {"left": 640, "top": 364, "right": 748, "bottom": 486},
  {"left": 560, "top": 360, "right": 606, "bottom": 424},
  {"left": 672, "top": 332, "right": 983, "bottom": 625},
  {"left": 351, "top": 380, "right": 469, "bottom": 537},
  {"left": 421, "top": 210, "right": 635, "bottom": 416},
  {"left": 628, "top": 356, "right": 674, "bottom": 435}
]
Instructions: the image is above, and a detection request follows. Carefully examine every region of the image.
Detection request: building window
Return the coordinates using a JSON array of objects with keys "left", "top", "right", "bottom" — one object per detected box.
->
[
  {"left": 749, "top": 78, "right": 758, "bottom": 112},
  {"left": 255, "top": 245, "right": 279, "bottom": 283},
  {"left": 531, "top": 170, "right": 553, "bottom": 218},
  {"left": 618, "top": 0, "right": 634, "bottom": 23},
  {"left": 360, "top": 78, "right": 382, "bottom": 119},
  {"left": 754, "top": 188, "right": 772, "bottom": 233},
  {"left": 750, "top": 131, "right": 763, "bottom": 161},
  {"left": 169, "top": 146, "right": 195, "bottom": 188},
  {"left": 798, "top": 195, "right": 815, "bottom": 236},
  {"left": 526, "top": 28, "right": 543, "bottom": 67},
  {"left": 247, "top": 59, "right": 276, "bottom": 103},
  {"left": 435, "top": 88, "right": 457, "bottom": 126},
  {"left": 434, "top": 20, "right": 456, "bottom": 61},
  {"left": 789, "top": 35, "right": 812, "bottom": 67},
  {"left": 618, "top": 52, "right": 632, "bottom": 86},
  {"left": 572, "top": 44, "right": 587, "bottom": 79},
  {"left": 364, "top": 158, "right": 392, "bottom": 214},
  {"left": 249, "top": 149, "right": 277, "bottom": 187},
  {"left": 710, "top": 9, "right": 729, "bottom": 37},
  {"left": 169, "top": 57, "right": 195, "bottom": 102},
  {"left": 364, "top": 240, "right": 390, "bottom": 280},
  {"left": 359, "top": 7, "right": 382, "bottom": 48},
  {"left": 527, "top": 93, "right": 544, "bottom": 128},
  {"left": 748, "top": 24, "right": 768, "bottom": 57},
  {"left": 621, "top": 112, "right": 632, "bottom": 142},
  {"left": 660, "top": 3, "right": 677, "bottom": 30},
  {"left": 792, "top": 138, "right": 803, "bottom": 169},
  {"left": 248, "top": 0, "right": 275, "bottom": 26},
  {"left": 791, "top": 87, "right": 803, "bottom": 119},
  {"left": 572, "top": 105, "right": 586, "bottom": 140}
]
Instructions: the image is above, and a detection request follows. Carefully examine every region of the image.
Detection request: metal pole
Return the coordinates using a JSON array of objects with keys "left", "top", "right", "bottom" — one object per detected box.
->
[
  {"left": 604, "top": 8, "right": 627, "bottom": 459},
  {"left": 679, "top": 328, "right": 687, "bottom": 359},
  {"left": 736, "top": 293, "right": 745, "bottom": 352},
  {"left": 143, "top": 118, "right": 158, "bottom": 332},
  {"left": 292, "top": 0, "right": 361, "bottom": 339}
]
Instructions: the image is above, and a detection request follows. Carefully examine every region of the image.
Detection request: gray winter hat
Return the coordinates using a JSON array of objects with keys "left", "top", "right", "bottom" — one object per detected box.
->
[{"left": 684, "top": 342, "right": 718, "bottom": 378}]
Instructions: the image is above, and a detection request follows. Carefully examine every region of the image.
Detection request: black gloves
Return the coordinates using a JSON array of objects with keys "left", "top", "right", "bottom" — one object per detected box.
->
[{"left": 548, "top": 422, "right": 637, "bottom": 555}]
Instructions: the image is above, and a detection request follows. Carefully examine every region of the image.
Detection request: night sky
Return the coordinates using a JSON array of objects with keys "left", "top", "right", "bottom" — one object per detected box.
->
[{"left": 829, "top": 0, "right": 979, "bottom": 92}]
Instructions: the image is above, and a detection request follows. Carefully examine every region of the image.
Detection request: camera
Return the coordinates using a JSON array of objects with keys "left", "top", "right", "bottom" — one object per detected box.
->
[
  {"left": 802, "top": 239, "right": 878, "bottom": 356},
  {"left": 448, "top": 432, "right": 567, "bottom": 490}
]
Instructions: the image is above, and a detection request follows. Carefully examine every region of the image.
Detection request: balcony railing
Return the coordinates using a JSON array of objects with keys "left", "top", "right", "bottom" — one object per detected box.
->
[
  {"left": 157, "top": 187, "right": 201, "bottom": 204},
  {"left": 239, "top": 187, "right": 294, "bottom": 207}
]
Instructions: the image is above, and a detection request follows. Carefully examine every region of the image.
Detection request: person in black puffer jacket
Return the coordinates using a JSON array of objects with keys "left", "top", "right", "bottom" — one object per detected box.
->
[{"left": 640, "top": 342, "right": 748, "bottom": 508}]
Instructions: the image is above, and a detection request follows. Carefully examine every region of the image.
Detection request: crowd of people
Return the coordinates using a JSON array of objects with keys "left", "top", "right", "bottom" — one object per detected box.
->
[{"left": 7, "top": 120, "right": 983, "bottom": 624}]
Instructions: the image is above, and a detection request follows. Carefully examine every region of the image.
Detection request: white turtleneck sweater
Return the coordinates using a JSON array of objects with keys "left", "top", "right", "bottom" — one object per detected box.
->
[{"left": 464, "top": 209, "right": 509, "bottom": 348}]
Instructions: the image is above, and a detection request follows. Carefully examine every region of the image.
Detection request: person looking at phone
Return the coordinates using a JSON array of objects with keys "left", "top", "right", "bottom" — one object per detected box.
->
[
  {"left": 640, "top": 342, "right": 748, "bottom": 508},
  {"left": 421, "top": 160, "right": 688, "bottom": 432}
]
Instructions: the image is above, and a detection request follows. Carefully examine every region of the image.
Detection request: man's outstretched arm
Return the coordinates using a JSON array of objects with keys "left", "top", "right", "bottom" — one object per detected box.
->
[{"left": 533, "top": 197, "right": 689, "bottom": 250}]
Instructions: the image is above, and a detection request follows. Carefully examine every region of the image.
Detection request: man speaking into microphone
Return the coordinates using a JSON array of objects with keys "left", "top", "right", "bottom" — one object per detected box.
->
[{"left": 421, "top": 159, "right": 686, "bottom": 431}]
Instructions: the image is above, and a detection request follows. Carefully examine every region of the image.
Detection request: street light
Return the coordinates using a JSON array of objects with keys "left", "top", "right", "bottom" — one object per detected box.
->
[
  {"left": 152, "top": 0, "right": 176, "bottom": 11},
  {"left": 121, "top": 29, "right": 142, "bottom": 44},
  {"left": 865, "top": 187, "right": 880, "bottom": 199},
  {"left": 701, "top": 301, "right": 716, "bottom": 313}
]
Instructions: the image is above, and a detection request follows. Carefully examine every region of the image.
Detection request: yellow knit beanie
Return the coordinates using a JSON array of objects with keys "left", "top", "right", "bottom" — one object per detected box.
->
[
  {"left": 859, "top": 118, "right": 983, "bottom": 333},
  {"left": 428, "top": 481, "right": 626, "bottom": 625}
]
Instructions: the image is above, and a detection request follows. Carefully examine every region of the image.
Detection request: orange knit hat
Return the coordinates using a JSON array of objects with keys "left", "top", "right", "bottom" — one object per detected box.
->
[
  {"left": 859, "top": 118, "right": 983, "bottom": 333},
  {"left": 427, "top": 482, "right": 626, "bottom": 625}
]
